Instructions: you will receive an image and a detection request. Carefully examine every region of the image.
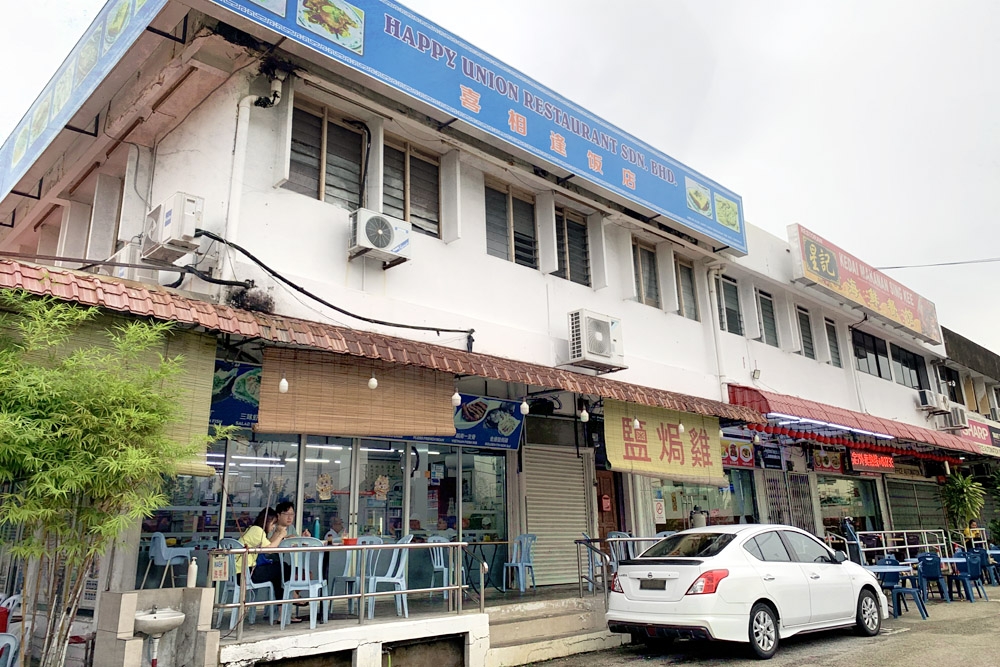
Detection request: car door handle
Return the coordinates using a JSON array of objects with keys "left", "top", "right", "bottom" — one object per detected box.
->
[
  {"left": 809, "top": 573, "right": 821, "bottom": 580},
  {"left": 763, "top": 574, "right": 775, "bottom": 581}
]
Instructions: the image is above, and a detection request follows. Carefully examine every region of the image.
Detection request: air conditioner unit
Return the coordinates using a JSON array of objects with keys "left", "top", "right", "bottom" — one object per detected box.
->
[
  {"left": 917, "top": 389, "right": 937, "bottom": 411},
  {"left": 97, "top": 242, "right": 156, "bottom": 283},
  {"left": 943, "top": 406, "right": 969, "bottom": 430},
  {"left": 141, "top": 193, "right": 203, "bottom": 263},
  {"left": 567, "top": 309, "right": 626, "bottom": 373},
  {"left": 349, "top": 209, "right": 411, "bottom": 265}
]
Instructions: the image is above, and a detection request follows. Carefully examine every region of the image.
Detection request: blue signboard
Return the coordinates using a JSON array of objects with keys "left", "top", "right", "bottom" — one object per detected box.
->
[
  {"left": 204, "top": 0, "right": 747, "bottom": 253},
  {"left": 210, "top": 360, "right": 261, "bottom": 428},
  {"left": 398, "top": 394, "right": 525, "bottom": 450},
  {"left": 0, "top": 0, "right": 170, "bottom": 203}
]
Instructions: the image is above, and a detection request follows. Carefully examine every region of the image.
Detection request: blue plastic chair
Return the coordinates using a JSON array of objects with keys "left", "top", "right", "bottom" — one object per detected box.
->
[
  {"left": 502, "top": 534, "right": 536, "bottom": 593},
  {"left": 971, "top": 547, "right": 998, "bottom": 586},
  {"left": 215, "top": 538, "right": 276, "bottom": 628},
  {"left": 581, "top": 532, "right": 606, "bottom": 593},
  {"left": 876, "top": 556, "right": 927, "bottom": 619},
  {"left": 917, "top": 552, "right": 951, "bottom": 602},
  {"left": 278, "top": 537, "right": 329, "bottom": 629},
  {"left": 140, "top": 532, "right": 192, "bottom": 588},
  {"left": 607, "top": 531, "right": 634, "bottom": 572},
  {"left": 949, "top": 550, "right": 988, "bottom": 603}
]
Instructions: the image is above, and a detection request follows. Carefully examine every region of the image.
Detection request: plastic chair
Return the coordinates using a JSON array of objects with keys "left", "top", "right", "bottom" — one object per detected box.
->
[
  {"left": 366, "top": 534, "right": 413, "bottom": 619},
  {"left": 215, "top": 538, "right": 275, "bottom": 629},
  {"left": 606, "top": 531, "right": 633, "bottom": 572},
  {"left": 502, "top": 534, "right": 536, "bottom": 593},
  {"left": 949, "top": 551, "right": 988, "bottom": 603},
  {"left": 580, "top": 532, "right": 606, "bottom": 593},
  {"left": 917, "top": 553, "right": 951, "bottom": 602},
  {"left": 0, "top": 595, "right": 20, "bottom": 618},
  {"left": 970, "top": 547, "right": 998, "bottom": 586},
  {"left": 876, "top": 556, "right": 927, "bottom": 619},
  {"left": 654, "top": 530, "right": 677, "bottom": 538},
  {"left": 0, "top": 633, "right": 19, "bottom": 667},
  {"left": 140, "top": 532, "right": 192, "bottom": 589},
  {"left": 427, "top": 535, "right": 455, "bottom": 599},
  {"left": 341, "top": 536, "right": 383, "bottom": 614},
  {"left": 279, "top": 537, "right": 329, "bottom": 629}
]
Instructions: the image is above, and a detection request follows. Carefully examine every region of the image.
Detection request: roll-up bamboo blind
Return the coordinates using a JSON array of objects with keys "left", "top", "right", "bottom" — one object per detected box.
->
[{"left": 258, "top": 347, "right": 456, "bottom": 437}]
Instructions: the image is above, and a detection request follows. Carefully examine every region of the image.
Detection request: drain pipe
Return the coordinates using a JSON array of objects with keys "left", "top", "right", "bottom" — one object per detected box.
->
[
  {"left": 706, "top": 264, "right": 728, "bottom": 401},
  {"left": 218, "top": 73, "right": 286, "bottom": 285}
]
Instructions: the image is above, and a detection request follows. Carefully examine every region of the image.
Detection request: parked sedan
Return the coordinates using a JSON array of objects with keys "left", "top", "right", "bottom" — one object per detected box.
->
[{"left": 606, "top": 524, "right": 888, "bottom": 659}]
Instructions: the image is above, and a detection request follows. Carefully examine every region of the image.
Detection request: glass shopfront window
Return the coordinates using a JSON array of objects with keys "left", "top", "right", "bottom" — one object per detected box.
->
[
  {"left": 224, "top": 434, "right": 300, "bottom": 536},
  {"left": 301, "top": 436, "right": 353, "bottom": 541},
  {"left": 818, "top": 476, "right": 882, "bottom": 533},
  {"left": 652, "top": 469, "right": 757, "bottom": 531},
  {"left": 357, "top": 440, "right": 406, "bottom": 538}
]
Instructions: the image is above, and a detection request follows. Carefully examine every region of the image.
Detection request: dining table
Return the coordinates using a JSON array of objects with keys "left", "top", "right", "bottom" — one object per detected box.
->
[
  {"left": 863, "top": 565, "right": 914, "bottom": 574},
  {"left": 463, "top": 540, "right": 508, "bottom": 594}
]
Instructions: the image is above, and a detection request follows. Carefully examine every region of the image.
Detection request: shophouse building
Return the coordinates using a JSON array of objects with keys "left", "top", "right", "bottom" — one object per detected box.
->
[{"left": 0, "top": 1, "right": 997, "bottom": 665}]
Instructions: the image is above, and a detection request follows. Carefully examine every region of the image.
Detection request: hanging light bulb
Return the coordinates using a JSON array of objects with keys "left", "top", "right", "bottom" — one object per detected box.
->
[
  {"left": 278, "top": 373, "right": 289, "bottom": 394},
  {"left": 579, "top": 408, "right": 589, "bottom": 423},
  {"left": 753, "top": 433, "right": 761, "bottom": 444},
  {"left": 719, "top": 428, "right": 725, "bottom": 439},
  {"left": 520, "top": 399, "right": 530, "bottom": 415},
  {"left": 632, "top": 417, "right": 641, "bottom": 430},
  {"left": 451, "top": 391, "right": 462, "bottom": 407},
  {"left": 678, "top": 423, "right": 686, "bottom": 434},
  {"left": 368, "top": 372, "right": 378, "bottom": 390}
]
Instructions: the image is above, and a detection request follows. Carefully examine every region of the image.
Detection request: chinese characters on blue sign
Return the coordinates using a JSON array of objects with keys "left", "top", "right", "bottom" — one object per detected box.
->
[
  {"left": 398, "top": 394, "right": 525, "bottom": 450},
  {"left": 204, "top": 0, "right": 747, "bottom": 253}
]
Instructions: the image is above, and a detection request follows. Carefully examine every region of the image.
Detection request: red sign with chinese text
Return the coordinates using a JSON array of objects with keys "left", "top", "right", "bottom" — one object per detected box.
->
[{"left": 721, "top": 440, "right": 755, "bottom": 469}]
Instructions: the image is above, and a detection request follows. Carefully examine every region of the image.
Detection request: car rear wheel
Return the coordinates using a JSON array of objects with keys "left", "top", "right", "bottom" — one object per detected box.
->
[
  {"left": 855, "top": 589, "right": 881, "bottom": 636},
  {"left": 748, "top": 602, "right": 778, "bottom": 659}
]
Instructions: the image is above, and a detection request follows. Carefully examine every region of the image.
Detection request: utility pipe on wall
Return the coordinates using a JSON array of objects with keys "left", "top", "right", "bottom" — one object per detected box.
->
[{"left": 706, "top": 265, "right": 728, "bottom": 401}]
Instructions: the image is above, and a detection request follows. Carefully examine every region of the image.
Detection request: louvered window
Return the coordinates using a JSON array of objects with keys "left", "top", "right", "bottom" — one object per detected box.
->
[
  {"left": 383, "top": 140, "right": 440, "bottom": 237},
  {"left": 825, "top": 319, "right": 842, "bottom": 368},
  {"left": 675, "top": 260, "right": 698, "bottom": 321},
  {"left": 553, "top": 210, "right": 590, "bottom": 286},
  {"left": 485, "top": 184, "right": 537, "bottom": 269},
  {"left": 757, "top": 289, "right": 778, "bottom": 347},
  {"left": 283, "top": 106, "right": 364, "bottom": 211},
  {"left": 797, "top": 307, "right": 815, "bottom": 359},
  {"left": 716, "top": 275, "right": 743, "bottom": 335},
  {"left": 632, "top": 242, "right": 659, "bottom": 308}
]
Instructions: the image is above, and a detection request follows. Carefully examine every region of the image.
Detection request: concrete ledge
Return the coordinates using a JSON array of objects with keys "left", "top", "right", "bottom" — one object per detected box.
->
[{"left": 485, "top": 629, "right": 627, "bottom": 667}]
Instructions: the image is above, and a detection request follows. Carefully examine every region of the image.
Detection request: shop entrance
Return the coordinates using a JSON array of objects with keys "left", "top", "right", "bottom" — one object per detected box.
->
[{"left": 595, "top": 470, "right": 621, "bottom": 543}]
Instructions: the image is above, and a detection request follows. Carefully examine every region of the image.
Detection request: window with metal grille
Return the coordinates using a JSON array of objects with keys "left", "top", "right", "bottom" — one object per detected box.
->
[
  {"left": 675, "top": 259, "right": 698, "bottom": 321},
  {"left": 632, "top": 242, "right": 659, "bottom": 308},
  {"left": 825, "top": 319, "right": 842, "bottom": 368},
  {"left": 552, "top": 210, "right": 590, "bottom": 286},
  {"left": 852, "top": 329, "right": 892, "bottom": 380},
  {"left": 715, "top": 275, "right": 743, "bottom": 335},
  {"left": 485, "top": 184, "right": 537, "bottom": 268},
  {"left": 756, "top": 289, "right": 778, "bottom": 347},
  {"left": 891, "top": 344, "right": 929, "bottom": 390},
  {"left": 383, "top": 140, "right": 440, "bottom": 237},
  {"left": 283, "top": 106, "right": 364, "bottom": 211},
  {"left": 940, "top": 366, "right": 964, "bottom": 404},
  {"left": 797, "top": 306, "right": 815, "bottom": 359}
]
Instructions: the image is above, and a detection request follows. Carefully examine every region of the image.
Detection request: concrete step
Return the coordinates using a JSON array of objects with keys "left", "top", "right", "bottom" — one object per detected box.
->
[
  {"left": 489, "top": 606, "right": 605, "bottom": 645},
  {"left": 486, "top": 628, "right": 627, "bottom": 667},
  {"left": 484, "top": 595, "right": 597, "bottom": 623}
]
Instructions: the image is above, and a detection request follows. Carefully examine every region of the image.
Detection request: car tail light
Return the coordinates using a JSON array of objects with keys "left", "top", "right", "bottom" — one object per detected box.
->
[
  {"left": 610, "top": 573, "right": 623, "bottom": 593},
  {"left": 685, "top": 569, "right": 729, "bottom": 595}
]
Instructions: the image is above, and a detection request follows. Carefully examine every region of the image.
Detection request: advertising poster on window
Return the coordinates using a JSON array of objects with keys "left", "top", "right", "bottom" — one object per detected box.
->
[
  {"left": 209, "top": 360, "right": 261, "bottom": 428},
  {"left": 194, "top": 0, "right": 746, "bottom": 254},
  {"left": 400, "top": 394, "right": 524, "bottom": 450},
  {"left": 811, "top": 449, "right": 844, "bottom": 474},
  {"left": 721, "top": 438, "right": 754, "bottom": 469},
  {"left": 788, "top": 224, "right": 941, "bottom": 344},
  {"left": 603, "top": 399, "right": 726, "bottom": 485}
]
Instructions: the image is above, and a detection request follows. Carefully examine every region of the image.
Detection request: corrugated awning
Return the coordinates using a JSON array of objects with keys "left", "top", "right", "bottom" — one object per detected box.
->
[
  {"left": 728, "top": 384, "right": 984, "bottom": 457},
  {"left": 0, "top": 259, "right": 764, "bottom": 424}
]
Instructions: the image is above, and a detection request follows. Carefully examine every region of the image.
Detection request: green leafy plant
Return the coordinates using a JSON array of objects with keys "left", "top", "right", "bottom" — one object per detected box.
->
[
  {"left": 0, "top": 291, "right": 224, "bottom": 667},
  {"left": 939, "top": 472, "right": 986, "bottom": 532}
]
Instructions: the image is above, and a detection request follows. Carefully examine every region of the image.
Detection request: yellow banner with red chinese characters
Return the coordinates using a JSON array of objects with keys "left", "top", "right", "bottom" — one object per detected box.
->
[{"left": 604, "top": 400, "right": 727, "bottom": 486}]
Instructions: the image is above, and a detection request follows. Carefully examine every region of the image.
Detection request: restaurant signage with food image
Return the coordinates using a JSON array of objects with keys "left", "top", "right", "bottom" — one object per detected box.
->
[
  {"left": 104, "top": 0, "right": 133, "bottom": 54},
  {"left": 297, "top": 0, "right": 365, "bottom": 54},
  {"left": 29, "top": 93, "right": 53, "bottom": 144},
  {"left": 685, "top": 177, "right": 713, "bottom": 219},
  {"left": 811, "top": 449, "right": 843, "bottom": 474},
  {"left": 75, "top": 29, "right": 102, "bottom": 87},
  {"left": 10, "top": 126, "right": 29, "bottom": 168},
  {"left": 714, "top": 193, "right": 740, "bottom": 232},
  {"left": 249, "top": 0, "right": 288, "bottom": 16},
  {"left": 209, "top": 360, "right": 261, "bottom": 428},
  {"left": 51, "top": 67, "right": 75, "bottom": 117},
  {"left": 720, "top": 439, "right": 754, "bottom": 469},
  {"left": 394, "top": 394, "right": 526, "bottom": 450}
]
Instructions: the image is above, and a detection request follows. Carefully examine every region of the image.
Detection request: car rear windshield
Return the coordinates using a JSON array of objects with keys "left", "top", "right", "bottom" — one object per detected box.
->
[{"left": 641, "top": 533, "right": 736, "bottom": 558}]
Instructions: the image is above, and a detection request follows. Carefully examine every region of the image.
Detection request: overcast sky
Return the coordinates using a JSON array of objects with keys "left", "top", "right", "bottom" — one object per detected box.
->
[{"left": 2, "top": 1, "right": 998, "bottom": 354}]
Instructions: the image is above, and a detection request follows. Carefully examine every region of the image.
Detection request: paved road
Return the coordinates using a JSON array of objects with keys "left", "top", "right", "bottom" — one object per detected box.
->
[{"left": 531, "top": 598, "right": 1000, "bottom": 666}]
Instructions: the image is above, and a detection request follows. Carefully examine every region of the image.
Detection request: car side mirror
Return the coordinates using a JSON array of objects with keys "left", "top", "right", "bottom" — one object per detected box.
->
[{"left": 833, "top": 550, "right": 848, "bottom": 563}]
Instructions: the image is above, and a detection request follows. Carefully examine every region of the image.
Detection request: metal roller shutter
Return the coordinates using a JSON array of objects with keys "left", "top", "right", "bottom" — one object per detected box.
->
[
  {"left": 523, "top": 445, "right": 589, "bottom": 585},
  {"left": 886, "top": 480, "right": 946, "bottom": 530}
]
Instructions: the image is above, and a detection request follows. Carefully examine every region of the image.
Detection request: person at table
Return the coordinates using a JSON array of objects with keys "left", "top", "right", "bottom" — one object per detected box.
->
[
  {"left": 435, "top": 516, "right": 457, "bottom": 541},
  {"left": 964, "top": 519, "right": 981, "bottom": 548},
  {"left": 275, "top": 501, "right": 312, "bottom": 537},
  {"left": 324, "top": 516, "right": 345, "bottom": 544},
  {"left": 237, "top": 507, "right": 300, "bottom": 620}
]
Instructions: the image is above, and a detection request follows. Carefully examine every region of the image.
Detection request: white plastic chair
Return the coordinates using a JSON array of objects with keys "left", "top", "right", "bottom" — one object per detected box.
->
[
  {"left": 0, "top": 595, "right": 21, "bottom": 618},
  {"left": 0, "top": 633, "right": 19, "bottom": 667},
  {"left": 279, "top": 537, "right": 329, "bottom": 630},
  {"left": 502, "top": 534, "right": 537, "bottom": 593},
  {"left": 140, "top": 533, "right": 192, "bottom": 588},
  {"left": 215, "top": 538, "right": 275, "bottom": 629},
  {"left": 427, "top": 535, "right": 457, "bottom": 599},
  {"left": 366, "top": 534, "right": 413, "bottom": 619}
]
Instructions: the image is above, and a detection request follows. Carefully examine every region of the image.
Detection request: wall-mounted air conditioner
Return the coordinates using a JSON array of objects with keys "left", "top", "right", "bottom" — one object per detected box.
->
[
  {"left": 349, "top": 208, "right": 411, "bottom": 266},
  {"left": 141, "top": 192, "right": 203, "bottom": 263},
  {"left": 942, "top": 406, "right": 969, "bottom": 430},
  {"left": 98, "top": 242, "right": 156, "bottom": 283},
  {"left": 918, "top": 389, "right": 949, "bottom": 415},
  {"left": 567, "top": 309, "right": 626, "bottom": 373}
]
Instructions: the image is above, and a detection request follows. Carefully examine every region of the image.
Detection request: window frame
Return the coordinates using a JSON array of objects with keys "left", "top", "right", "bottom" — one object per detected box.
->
[
  {"left": 940, "top": 366, "right": 964, "bottom": 404},
  {"left": 716, "top": 275, "right": 744, "bottom": 336},
  {"left": 553, "top": 207, "right": 591, "bottom": 286},
  {"left": 825, "top": 318, "right": 842, "bottom": 368},
  {"left": 756, "top": 288, "right": 778, "bottom": 347},
  {"left": 796, "top": 306, "right": 815, "bottom": 359},
  {"left": 890, "top": 344, "right": 929, "bottom": 391},
  {"left": 632, "top": 240, "right": 660, "bottom": 308},
  {"left": 283, "top": 102, "right": 367, "bottom": 211},
  {"left": 675, "top": 258, "right": 699, "bottom": 321},
  {"left": 382, "top": 136, "right": 441, "bottom": 237},
  {"left": 484, "top": 180, "right": 537, "bottom": 269},
  {"left": 852, "top": 329, "right": 892, "bottom": 381}
]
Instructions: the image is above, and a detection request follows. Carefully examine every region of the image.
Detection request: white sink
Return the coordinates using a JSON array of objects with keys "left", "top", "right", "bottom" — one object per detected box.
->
[{"left": 134, "top": 608, "right": 185, "bottom": 637}]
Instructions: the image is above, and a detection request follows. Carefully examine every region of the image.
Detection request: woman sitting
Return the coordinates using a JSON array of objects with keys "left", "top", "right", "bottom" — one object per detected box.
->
[{"left": 238, "top": 508, "right": 301, "bottom": 621}]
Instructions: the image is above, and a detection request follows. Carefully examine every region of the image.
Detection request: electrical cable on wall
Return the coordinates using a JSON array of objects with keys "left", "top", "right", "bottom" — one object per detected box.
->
[{"left": 193, "top": 229, "right": 476, "bottom": 351}]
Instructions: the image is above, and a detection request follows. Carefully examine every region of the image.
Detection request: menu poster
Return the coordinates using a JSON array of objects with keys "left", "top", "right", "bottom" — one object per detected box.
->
[
  {"left": 811, "top": 450, "right": 844, "bottom": 474},
  {"left": 754, "top": 445, "right": 783, "bottom": 470},
  {"left": 721, "top": 439, "right": 755, "bottom": 469},
  {"left": 398, "top": 394, "right": 525, "bottom": 450}
]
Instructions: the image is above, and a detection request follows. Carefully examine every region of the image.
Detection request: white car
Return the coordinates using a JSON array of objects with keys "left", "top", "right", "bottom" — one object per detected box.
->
[{"left": 606, "top": 524, "right": 888, "bottom": 659}]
